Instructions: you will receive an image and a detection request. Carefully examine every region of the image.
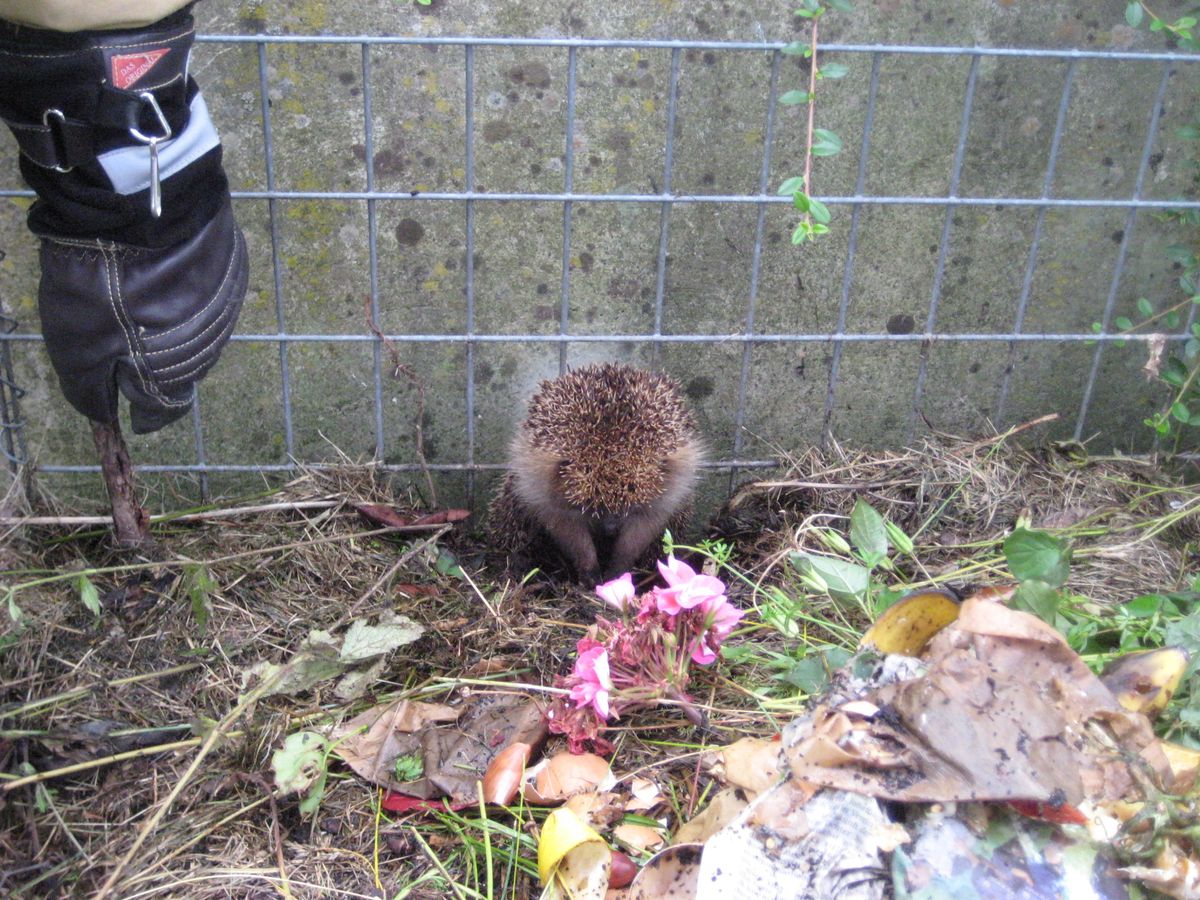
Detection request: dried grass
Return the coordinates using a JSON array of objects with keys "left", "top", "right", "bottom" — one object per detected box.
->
[{"left": 2, "top": 435, "right": 1198, "bottom": 897}]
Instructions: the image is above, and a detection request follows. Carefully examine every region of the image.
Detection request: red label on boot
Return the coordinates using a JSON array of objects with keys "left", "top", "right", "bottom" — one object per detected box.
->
[{"left": 111, "top": 49, "right": 170, "bottom": 90}]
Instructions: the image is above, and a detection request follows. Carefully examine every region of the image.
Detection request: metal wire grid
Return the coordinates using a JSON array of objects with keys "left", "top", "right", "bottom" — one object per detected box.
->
[{"left": 1, "top": 36, "right": 1199, "bottom": 505}]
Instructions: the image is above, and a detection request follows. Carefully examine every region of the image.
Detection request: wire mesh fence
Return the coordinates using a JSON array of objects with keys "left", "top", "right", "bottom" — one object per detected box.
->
[{"left": 1, "top": 34, "right": 1198, "bottom": 509}]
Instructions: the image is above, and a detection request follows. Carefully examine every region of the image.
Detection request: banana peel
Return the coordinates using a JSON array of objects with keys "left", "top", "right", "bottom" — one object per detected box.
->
[
  {"left": 860, "top": 589, "right": 961, "bottom": 656},
  {"left": 1160, "top": 740, "right": 1200, "bottom": 795},
  {"left": 1099, "top": 646, "right": 1190, "bottom": 720},
  {"left": 537, "top": 807, "right": 611, "bottom": 899}
]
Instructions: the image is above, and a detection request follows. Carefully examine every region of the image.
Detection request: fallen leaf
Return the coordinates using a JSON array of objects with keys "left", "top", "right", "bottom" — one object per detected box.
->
[
  {"left": 788, "top": 598, "right": 1168, "bottom": 807},
  {"left": 272, "top": 731, "right": 328, "bottom": 796},
  {"left": 271, "top": 731, "right": 329, "bottom": 816},
  {"left": 335, "top": 692, "right": 546, "bottom": 801},
  {"left": 339, "top": 612, "right": 425, "bottom": 662},
  {"left": 673, "top": 787, "right": 751, "bottom": 845},
  {"left": 331, "top": 698, "right": 462, "bottom": 789},
  {"left": 716, "top": 737, "right": 783, "bottom": 796},
  {"left": 1142, "top": 332, "right": 1168, "bottom": 380}
]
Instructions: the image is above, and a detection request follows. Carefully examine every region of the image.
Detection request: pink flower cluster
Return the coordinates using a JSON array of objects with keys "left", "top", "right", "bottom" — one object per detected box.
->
[{"left": 547, "top": 556, "right": 744, "bottom": 753}]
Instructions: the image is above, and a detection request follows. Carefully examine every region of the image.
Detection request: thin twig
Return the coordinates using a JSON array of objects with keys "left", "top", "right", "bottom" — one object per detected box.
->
[
  {"left": 0, "top": 499, "right": 343, "bottom": 528},
  {"left": 269, "top": 793, "right": 294, "bottom": 900},
  {"left": 364, "top": 297, "right": 439, "bottom": 506},
  {"left": 1, "top": 662, "right": 202, "bottom": 719},
  {"left": 802, "top": 16, "right": 820, "bottom": 216},
  {"left": 91, "top": 419, "right": 150, "bottom": 547},
  {"left": 1, "top": 739, "right": 202, "bottom": 793}
]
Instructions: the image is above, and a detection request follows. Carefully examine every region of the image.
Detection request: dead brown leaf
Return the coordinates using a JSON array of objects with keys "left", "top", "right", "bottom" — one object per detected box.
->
[
  {"left": 788, "top": 598, "right": 1168, "bottom": 807},
  {"left": 715, "top": 736, "right": 784, "bottom": 796},
  {"left": 673, "top": 787, "right": 750, "bottom": 845},
  {"left": 332, "top": 692, "right": 546, "bottom": 800}
]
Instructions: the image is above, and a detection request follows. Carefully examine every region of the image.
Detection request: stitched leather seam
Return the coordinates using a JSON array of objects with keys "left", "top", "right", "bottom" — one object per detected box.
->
[
  {"left": 109, "top": 243, "right": 188, "bottom": 408},
  {"left": 144, "top": 225, "right": 240, "bottom": 345},
  {"left": 157, "top": 306, "right": 239, "bottom": 385},
  {"left": 148, "top": 298, "right": 234, "bottom": 372},
  {"left": 0, "top": 27, "right": 195, "bottom": 61},
  {"left": 100, "top": 242, "right": 156, "bottom": 406}
]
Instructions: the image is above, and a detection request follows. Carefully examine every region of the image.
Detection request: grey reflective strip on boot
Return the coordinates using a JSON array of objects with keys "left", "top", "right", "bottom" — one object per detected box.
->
[{"left": 96, "top": 91, "right": 219, "bottom": 195}]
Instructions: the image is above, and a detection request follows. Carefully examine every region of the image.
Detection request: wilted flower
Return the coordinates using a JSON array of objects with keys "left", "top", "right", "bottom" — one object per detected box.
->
[
  {"left": 548, "top": 556, "right": 743, "bottom": 753},
  {"left": 569, "top": 641, "right": 613, "bottom": 719}
]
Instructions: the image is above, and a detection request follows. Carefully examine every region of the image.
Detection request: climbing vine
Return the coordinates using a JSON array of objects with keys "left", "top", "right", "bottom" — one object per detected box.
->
[{"left": 777, "top": 0, "right": 851, "bottom": 244}]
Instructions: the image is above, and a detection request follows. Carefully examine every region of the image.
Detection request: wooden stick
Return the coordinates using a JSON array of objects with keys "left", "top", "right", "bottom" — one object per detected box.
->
[{"left": 90, "top": 419, "right": 150, "bottom": 548}]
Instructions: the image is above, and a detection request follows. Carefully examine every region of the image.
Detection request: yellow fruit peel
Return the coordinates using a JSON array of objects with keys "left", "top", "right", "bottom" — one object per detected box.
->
[
  {"left": 860, "top": 589, "right": 961, "bottom": 656},
  {"left": 1100, "top": 646, "right": 1190, "bottom": 720},
  {"left": 537, "top": 807, "right": 612, "bottom": 898}
]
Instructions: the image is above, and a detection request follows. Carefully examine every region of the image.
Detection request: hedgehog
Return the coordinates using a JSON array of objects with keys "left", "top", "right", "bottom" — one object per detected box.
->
[{"left": 489, "top": 363, "right": 703, "bottom": 584}]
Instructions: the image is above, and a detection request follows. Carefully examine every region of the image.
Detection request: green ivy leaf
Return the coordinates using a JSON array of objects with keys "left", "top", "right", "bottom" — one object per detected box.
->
[
  {"left": 1114, "top": 316, "right": 1133, "bottom": 331},
  {"left": 820, "top": 62, "right": 849, "bottom": 79},
  {"left": 808, "top": 197, "right": 831, "bottom": 225},
  {"left": 811, "top": 222, "right": 830, "bottom": 234},
  {"left": 1166, "top": 311, "right": 1181, "bottom": 329},
  {"left": 794, "top": 192, "right": 812, "bottom": 212},
  {"left": 1136, "top": 297, "right": 1154, "bottom": 317},
  {"left": 1003, "top": 528, "right": 1071, "bottom": 587},
  {"left": 1123, "top": 594, "right": 1163, "bottom": 618},
  {"left": 850, "top": 499, "right": 888, "bottom": 567},
  {"left": 1012, "top": 580, "right": 1062, "bottom": 624},
  {"left": 1172, "top": 400, "right": 1192, "bottom": 422},
  {"left": 778, "top": 89, "right": 810, "bottom": 105},
  {"left": 1126, "top": 2, "right": 1144, "bottom": 27},
  {"left": 777, "top": 175, "right": 806, "bottom": 195},
  {"left": 792, "top": 222, "right": 812, "bottom": 244},
  {"left": 1167, "top": 243, "right": 1196, "bottom": 263}
]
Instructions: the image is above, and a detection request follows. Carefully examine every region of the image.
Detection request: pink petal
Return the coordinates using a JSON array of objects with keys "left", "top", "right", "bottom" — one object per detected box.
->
[
  {"left": 596, "top": 573, "right": 636, "bottom": 611},
  {"left": 691, "top": 638, "right": 718, "bottom": 665},
  {"left": 656, "top": 555, "right": 697, "bottom": 587}
]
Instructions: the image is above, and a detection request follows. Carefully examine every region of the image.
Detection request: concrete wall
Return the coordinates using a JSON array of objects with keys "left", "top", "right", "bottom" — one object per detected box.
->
[{"left": 0, "top": 0, "right": 1196, "bottom": 512}]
